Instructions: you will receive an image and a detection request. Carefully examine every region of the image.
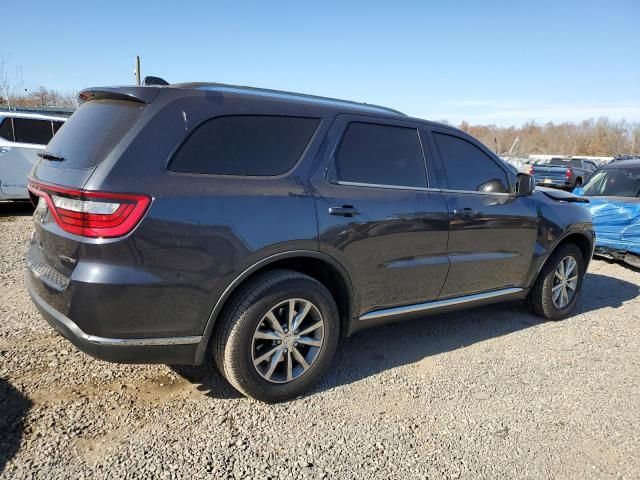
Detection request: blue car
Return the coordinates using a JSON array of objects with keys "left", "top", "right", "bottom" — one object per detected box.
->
[{"left": 574, "top": 159, "right": 640, "bottom": 268}]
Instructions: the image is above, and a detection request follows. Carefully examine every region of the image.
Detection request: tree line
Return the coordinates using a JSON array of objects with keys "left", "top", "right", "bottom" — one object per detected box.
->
[{"left": 459, "top": 119, "right": 639, "bottom": 157}]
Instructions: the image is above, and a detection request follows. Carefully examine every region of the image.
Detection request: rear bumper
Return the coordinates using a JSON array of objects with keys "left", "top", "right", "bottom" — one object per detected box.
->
[
  {"left": 535, "top": 178, "right": 572, "bottom": 188},
  {"left": 27, "top": 277, "right": 201, "bottom": 364}
]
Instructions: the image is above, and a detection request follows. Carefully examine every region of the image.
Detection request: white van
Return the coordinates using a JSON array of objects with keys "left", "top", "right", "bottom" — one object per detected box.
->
[{"left": 0, "top": 110, "right": 68, "bottom": 201}]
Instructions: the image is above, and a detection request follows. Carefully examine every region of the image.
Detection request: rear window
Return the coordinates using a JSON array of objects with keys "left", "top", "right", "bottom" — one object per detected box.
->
[
  {"left": 0, "top": 118, "right": 13, "bottom": 141},
  {"left": 169, "top": 115, "right": 319, "bottom": 176},
  {"left": 13, "top": 118, "right": 54, "bottom": 145},
  {"left": 45, "top": 100, "right": 144, "bottom": 169},
  {"left": 548, "top": 158, "right": 570, "bottom": 166}
]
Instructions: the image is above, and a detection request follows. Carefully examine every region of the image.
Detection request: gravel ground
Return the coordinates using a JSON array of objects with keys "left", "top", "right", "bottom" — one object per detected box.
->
[{"left": 1, "top": 202, "right": 639, "bottom": 479}]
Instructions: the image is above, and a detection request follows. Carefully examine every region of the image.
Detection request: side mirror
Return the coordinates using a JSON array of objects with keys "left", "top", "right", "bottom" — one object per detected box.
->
[
  {"left": 572, "top": 187, "right": 585, "bottom": 196},
  {"left": 515, "top": 173, "right": 535, "bottom": 196}
]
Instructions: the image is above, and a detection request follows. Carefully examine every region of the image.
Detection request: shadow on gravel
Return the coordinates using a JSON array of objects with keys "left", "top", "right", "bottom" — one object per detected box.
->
[
  {"left": 171, "top": 270, "right": 638, "bottom": 400},
  {"left": 0, "top": 378, "right": 32, "bottom": 473},
  {"left": 0, "top": 201, "right": 34, "bottom": 218},
  {"left": 170, "top": 362, "right": 242, "bottom": 400}
]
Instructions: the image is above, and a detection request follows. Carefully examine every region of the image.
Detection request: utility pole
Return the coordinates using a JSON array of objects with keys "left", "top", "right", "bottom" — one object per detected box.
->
[
  {"left": 134, "top": 56, "right": 141, "bottom": 85},
  {"left": 508, "top": 137, "right": 520, "bottom": 156}
]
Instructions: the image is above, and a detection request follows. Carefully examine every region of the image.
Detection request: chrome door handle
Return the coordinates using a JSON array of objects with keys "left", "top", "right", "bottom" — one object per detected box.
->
[{"left": 329, "top": 205, "right": 361, "bottom": 217}]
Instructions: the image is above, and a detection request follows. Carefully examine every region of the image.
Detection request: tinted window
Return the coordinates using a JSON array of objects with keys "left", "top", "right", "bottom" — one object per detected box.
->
[
  {"left": 582, "top": 168, "right": 640, "bottom": 197},
  {"left": 46, "top": 100, "right": 144, "bottom": 169},
  {"left": 332, "top": 122, "right": 427, "bottom": 188},
  {"left": 12, "top": 118, "right": 54, "bottom": 145},
  {"left": 0, "top": 118, "right": 14, "bottom": 141},
  {"left": 549, "top": 158, "right": 569, "bottom": 166},
  {"left": 433, "top": 133, "right": 509, "bottom": 193},
  {"left": 52, "top": 121, "right": 64, "bottom": 134},
  {"left": 570, "top": 159, "right": 583, "bottom": 168},
  {"left": 170, "top": 115, "right": 319, "bottom": 176}
]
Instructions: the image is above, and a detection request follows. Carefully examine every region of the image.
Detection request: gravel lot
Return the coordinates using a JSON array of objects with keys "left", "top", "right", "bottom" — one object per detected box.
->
[{"left": 1, "top": 202, "right": 639, "bottom": 479}]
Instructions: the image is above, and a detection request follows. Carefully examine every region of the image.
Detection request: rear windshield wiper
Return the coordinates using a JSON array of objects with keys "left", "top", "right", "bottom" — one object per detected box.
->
[{"left": 37, "top": 151, "right": 64, "bottom": 161}]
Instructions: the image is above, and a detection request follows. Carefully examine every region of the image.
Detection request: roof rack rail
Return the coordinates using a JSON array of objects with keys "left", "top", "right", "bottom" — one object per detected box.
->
[{"left": 172, "top": 82, "right": 406, "bottom": 116}]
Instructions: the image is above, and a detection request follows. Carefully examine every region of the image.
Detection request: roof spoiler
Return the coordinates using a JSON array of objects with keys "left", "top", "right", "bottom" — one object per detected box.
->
[
  {"left": 143, "top": 76, "right": 169, "bottom": 86},
  {"left": 78, "top": 86, "right": 160, "bottom": 105}
]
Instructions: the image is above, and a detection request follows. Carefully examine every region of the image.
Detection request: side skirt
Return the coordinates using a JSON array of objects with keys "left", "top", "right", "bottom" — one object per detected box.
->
[{"left": 349, "top": 287, "right": 528, "bottom": 335}]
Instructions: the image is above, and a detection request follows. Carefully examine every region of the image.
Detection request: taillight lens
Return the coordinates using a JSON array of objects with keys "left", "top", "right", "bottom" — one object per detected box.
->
[
  {"left": 28, "top": 179, "right": 151, "bottom": 238},
  {"left": 527, "top": 165, "right": 535, "bottom": 175},
  {"left": 565, "top": 168, "right": 572, "bottom": 178}
]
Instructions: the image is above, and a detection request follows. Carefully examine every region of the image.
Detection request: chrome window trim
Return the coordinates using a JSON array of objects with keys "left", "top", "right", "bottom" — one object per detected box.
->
[
  {"left": 334, "top": 181, "right": 515, "bottom": 196},
  {"left": 439, "top": 188, "right": 514, "bottom": 197},
  {"left": 359, "top": 287, "right": 524, "bottom": 321},
  {"left": 335, "top": 180, "right": 436, "bottom": 192}
]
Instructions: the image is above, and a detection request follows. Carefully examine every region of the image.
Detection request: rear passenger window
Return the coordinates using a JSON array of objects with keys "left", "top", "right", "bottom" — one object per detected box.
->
[
  {"left": 0, "top": 118, "right": 14, "bottom": 141},
  {"left": 433, "top": 133, "right": 509, "bottom": 193},
  {"left": 169, "top": 115, "right": 320, "bottom": 176},
  {"left": 12, "top": 118, "right": 54, "bottom": 145},
  {"left": 332, "top": 122, "right": 427, "bottom": 188}
]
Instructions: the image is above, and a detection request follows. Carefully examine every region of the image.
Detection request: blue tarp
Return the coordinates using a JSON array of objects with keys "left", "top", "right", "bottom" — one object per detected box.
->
[{"left": 573, "top": 191, "right": 640, "bottom": 255}]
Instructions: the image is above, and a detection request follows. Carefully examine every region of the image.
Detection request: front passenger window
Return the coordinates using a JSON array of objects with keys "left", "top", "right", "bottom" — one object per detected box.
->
[{"left": 433, "top": 133, "right": 509, "bottom": 193}]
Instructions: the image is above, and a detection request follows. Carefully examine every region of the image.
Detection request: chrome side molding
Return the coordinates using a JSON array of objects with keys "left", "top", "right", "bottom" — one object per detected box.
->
[
  {"left": 87, "top": 335, "right": 202, "bottom": 347},
  {"left": 359, "top": 287, "right": 524, "bottom": 321}
]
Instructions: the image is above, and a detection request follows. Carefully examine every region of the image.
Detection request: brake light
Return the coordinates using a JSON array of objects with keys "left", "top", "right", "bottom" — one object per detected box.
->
[
  {"left": 27, "top": 179, "right": 151, "bottom": 238},
  {"left": 565, "top": 168, "right": 572, "bottom": 178}
]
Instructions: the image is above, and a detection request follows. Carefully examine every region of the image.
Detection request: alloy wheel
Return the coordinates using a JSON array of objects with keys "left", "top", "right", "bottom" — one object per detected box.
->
[
  {"left": 251, "top": 298, "right": 324, "bottom": 383},
  {"left": 552, "top": 255, "right": 578, "bottom": 309}
]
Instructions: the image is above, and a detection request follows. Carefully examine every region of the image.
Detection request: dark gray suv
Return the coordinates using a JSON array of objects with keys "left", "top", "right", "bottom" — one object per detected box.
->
[{"left": 26, "top": 82, "right": 595, "bottom": 402}]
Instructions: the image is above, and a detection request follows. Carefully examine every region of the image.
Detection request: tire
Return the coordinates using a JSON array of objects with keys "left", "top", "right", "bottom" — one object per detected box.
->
[
  {"left": 527, "top": 242, "right": 585, "bottom": 320},
  {"left": 213, "top": 269, "right": 340, "bottom": 402}
]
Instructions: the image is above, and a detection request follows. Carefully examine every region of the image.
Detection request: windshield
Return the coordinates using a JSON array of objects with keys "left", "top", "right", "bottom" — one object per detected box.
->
[{"left": 582, "top": 167, "right": 640, "bottom": 197}]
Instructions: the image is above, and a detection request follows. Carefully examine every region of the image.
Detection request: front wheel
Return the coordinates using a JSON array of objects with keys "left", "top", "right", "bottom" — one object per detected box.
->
[
  {"left": 213, "top": 270, "right": 340, "bottom": 402},
  {"left": 527, "top": 243, "right": 585, "bottom": 320}
]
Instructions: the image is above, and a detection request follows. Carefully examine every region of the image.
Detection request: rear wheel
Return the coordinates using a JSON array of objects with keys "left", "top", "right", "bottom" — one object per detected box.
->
[
  {"left": 213, "top": 270, "right": 340, "bottom": 402},
  {"left": 527, "top": 243, "right": 585, "bottom": 320}
]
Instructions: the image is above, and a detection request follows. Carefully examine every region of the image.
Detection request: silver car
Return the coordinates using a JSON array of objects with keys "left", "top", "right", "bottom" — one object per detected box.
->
[{"left": 0, "top": 110, "right": 67, "bottom": 201}]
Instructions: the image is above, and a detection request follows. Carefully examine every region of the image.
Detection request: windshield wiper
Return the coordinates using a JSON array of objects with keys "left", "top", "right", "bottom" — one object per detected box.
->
[{"left": 37, "top": 151, "right": 64, "bottom": 161}]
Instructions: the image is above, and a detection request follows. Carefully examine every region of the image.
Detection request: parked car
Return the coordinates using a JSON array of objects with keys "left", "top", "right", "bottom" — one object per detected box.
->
[
  {"left": 26, "top": 82, "right": 595, "bottom": 402},
  {"left": 528, "top": 157, "right": 597, "bottom": 190},
  {"left": 573, "top": 159, "right": 640, "bottom": 268},
  {"left": 0, "top": 109, "right": 68, "bottom": 202}
]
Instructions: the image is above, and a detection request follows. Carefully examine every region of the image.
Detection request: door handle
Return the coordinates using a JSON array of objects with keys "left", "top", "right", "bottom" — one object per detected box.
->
[
  {"left": 453, "top": 207, "right": 478, "bottom": 218},
  {"left": 329, "top": 205, "right": 361, "bottom": 217}
]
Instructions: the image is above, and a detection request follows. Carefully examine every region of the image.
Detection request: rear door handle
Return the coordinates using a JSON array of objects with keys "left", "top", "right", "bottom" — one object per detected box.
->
[
  {"left": 453, "top": 207, "right": 478, "bottom": 218},
  {"left": 329, "top": 205, "right": 361, "bottom": 217}
]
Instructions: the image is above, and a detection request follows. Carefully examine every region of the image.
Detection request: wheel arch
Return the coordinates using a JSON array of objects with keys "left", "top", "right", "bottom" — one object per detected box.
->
[
  {"left": 194, "top": 250, "right": 356, "bottom": 365},
  {"left": 531, "top": 230, "right": 594, "bottom": 287}
]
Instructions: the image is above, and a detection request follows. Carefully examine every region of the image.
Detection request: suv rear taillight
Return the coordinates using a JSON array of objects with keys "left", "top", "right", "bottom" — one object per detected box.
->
[
  {"left": 28, "top": 179, "right": 151, "bottom": 238},
  {"left": 565, "top": 168, "right": 572, "bottom": 178},
  {"left": 527, "top": 165, "right": 535, "bottom": 175}
]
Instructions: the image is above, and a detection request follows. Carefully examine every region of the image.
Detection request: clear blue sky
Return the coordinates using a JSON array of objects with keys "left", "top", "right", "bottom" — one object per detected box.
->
[{"left": 4, "top": 0, "right": 639, "bottom": 126}]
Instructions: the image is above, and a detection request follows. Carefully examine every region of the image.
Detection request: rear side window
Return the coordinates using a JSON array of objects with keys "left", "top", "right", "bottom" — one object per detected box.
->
[
  {"left": 0, "top": 118, "right": 13, "bottom": 141},
  {"left": 169, "top": 115, "right": 320, "bottom": 176},
  {"left": 12, "top": 118, "right": 54, "bottom": 145},
  {"left": 433, "top": 133, "right": 509, "bottom": 193},
  {"left": 45, "top": 100, "right": 144, "bottom": 169},
  {"left": 332, "top": 122, "right": 427, "bottom": 188}
]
